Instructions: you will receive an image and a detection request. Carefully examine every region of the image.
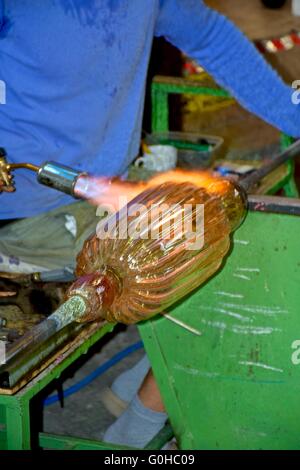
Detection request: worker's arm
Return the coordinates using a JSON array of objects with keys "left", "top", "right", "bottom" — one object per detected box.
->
[{"left": 155, "top": 0, "right": 300, "bottom": 138}]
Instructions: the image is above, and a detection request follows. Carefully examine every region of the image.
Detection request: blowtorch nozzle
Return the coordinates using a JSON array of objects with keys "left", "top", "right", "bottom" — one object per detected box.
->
[{"left": 37, "top": 161, "right": 87, "bottom": 197}]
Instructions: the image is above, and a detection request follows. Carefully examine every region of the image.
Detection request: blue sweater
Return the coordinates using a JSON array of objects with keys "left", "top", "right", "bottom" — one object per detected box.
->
[{"left": 0, "top": 0, "right": 299, "bottom": 218}]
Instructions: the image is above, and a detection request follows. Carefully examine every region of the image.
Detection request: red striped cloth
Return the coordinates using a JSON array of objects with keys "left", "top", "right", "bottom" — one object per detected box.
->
[{"left": 255, "top": 30, "right": 300, "bottom": 53}]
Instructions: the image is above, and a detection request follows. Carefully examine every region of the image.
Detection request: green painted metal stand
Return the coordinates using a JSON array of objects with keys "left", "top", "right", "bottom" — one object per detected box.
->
[
  {"left": 139, "top": 208, "right": 300, "bottom": 450},
  {"left": 151, "top": 75, "right": 230, "bottom": 134},
  {"left": 0, "top": 321, "right": 173, "bottom": 450},
  {"left": 0, "top": 323, "right": 112, "bottom": 449},
  {"left": 151, "top": 75, "right": 299, "bottom": 198},
  {"left": 2, "top": 206, "right": 300, "bottom": 450}
]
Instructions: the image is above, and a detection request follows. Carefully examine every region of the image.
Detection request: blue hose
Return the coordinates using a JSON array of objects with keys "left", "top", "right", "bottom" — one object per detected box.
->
[{"left": 44, "top": 340, "right": 144, "bottom": 406}]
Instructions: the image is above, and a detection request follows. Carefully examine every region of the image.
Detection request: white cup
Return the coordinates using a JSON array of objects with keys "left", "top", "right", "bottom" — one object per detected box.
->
[{"left": 134, "top": 145, "right": 178, "bottom": 172}]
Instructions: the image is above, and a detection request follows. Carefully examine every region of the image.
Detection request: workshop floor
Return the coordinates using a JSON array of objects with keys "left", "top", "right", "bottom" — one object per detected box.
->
[
  {"left": 43, "top": 0, "right": 300, "bottom": 442},
  {"left": 43, "top": 325, "right": 144, "bottom": 440}
]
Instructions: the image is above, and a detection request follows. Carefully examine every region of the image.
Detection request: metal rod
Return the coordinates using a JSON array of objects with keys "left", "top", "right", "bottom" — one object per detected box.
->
[
  {"left": 163, "top": 313, "right": 202, "bottom": 336},
  {"left": 4, "top": 295, "right": 87, "bottom": 364},
  {"left": 32, "top": 267, "right": 75, "bottom": 283},
  {"left": 248, "top": 194, "right": 300, "bottom": 216},
  {"left": 37, "top": 161, "right": 87, "bottom": 197},
  {"left": 4, "top": 319, "right": 59, "bottom": 364},
  {"left": 239, "top": 140, "right": 300, "bottom": 193},
  {"left": 0, "top": 323, "right": 82, "bottom": 388}
]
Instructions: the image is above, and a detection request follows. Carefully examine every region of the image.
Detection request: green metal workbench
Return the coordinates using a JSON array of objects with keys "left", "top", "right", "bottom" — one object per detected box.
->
[
  {"left": 1, "top": 203, "right": 299, "bottom": 450},
  {"left": 0, "top": 317, "right": 173, "bottom": 450},
  {"left": 0, "top": 322, "right": 113, "bottom": 450},
  {"left": 140, "top": 204, "right": 300, "bottom": 450}
]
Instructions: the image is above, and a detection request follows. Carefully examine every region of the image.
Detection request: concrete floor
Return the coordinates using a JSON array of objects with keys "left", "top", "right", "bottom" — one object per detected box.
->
[{"left": 43, "top": 325, "right": 144, "bottom": 440}]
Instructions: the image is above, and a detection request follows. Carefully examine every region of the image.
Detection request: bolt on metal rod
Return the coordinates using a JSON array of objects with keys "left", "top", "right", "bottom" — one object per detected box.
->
[{"left": 239, "top": 140, "right": 300, "bottom": 193}]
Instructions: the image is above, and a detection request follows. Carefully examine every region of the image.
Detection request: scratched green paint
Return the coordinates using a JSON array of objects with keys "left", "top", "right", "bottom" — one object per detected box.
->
[{"left": 139, "top": 210, "right": 300, "bottom": 450}]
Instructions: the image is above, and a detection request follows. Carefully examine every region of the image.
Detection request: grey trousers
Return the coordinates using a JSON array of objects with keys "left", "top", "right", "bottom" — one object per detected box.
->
[{"left": 0, "top": 201, "right": 99, "bottom": 273}]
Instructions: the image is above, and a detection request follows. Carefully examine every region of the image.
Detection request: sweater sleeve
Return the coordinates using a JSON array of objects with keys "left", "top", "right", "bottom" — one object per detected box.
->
[{"left": 155, "top": 0, "right": 300, "bottom": 138}]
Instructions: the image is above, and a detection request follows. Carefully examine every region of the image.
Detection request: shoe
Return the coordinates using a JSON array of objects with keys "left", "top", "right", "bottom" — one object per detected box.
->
[
  {"left": 99, "top": 386, "right": 129, "bottom": 418},
  {"left": 100, "top": 355, "right": 150, "bottom": 418},
  {"left": 162, "top": 438, "right": 178, "bottom": 450}
]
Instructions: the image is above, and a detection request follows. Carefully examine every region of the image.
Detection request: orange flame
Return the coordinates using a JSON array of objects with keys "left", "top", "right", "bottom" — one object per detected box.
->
[{"left": 74, "top": 169, "right": 228, "bottom": 211}]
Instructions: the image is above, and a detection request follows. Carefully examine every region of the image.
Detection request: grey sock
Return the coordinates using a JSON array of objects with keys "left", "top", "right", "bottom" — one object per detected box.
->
[
  {"left": 111, "top": 354, "right": 150, "bottom": 403},
  {"left": 103, "top": 393, "right": 167, "bottom": 449}
]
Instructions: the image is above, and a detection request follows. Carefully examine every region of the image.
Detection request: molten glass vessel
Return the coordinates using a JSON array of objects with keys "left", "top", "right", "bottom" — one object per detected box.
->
[{"left": 66, "top": 174, "right": 247, "bottom": 325}]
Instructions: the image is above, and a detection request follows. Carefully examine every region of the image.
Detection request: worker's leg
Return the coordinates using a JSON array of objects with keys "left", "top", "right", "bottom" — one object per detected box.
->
[
  {"left": 103, "top": 368, "right": 167, "bottom": 448},
  {"left": 138, "top": 369, "right": 166, "bottom": 413},
  {"left": 101, "top": 354, "right": 150, "bottom": 417},
  {"left": 0, "top": 200, "right": 98, "bottom": 272}
]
